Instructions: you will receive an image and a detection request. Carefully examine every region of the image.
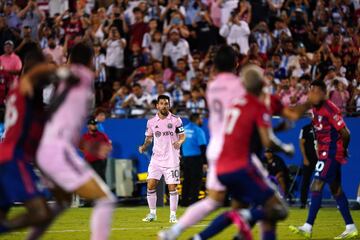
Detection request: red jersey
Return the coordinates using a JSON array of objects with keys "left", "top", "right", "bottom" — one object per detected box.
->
[
  {"left": 312, "top": 100, "right": 346, "bottom": 164},
  {"left": 269, "top": 94, "right": 284, "bottom": 116},
  {"left": 0, "top": 85, "right": 46, "bottom": 164},
  {"left": 80, "top": 130, "right": 111, "bottom": 163},
  {"left": 216, "top": 94, "right": 271, "bottom": 175}
]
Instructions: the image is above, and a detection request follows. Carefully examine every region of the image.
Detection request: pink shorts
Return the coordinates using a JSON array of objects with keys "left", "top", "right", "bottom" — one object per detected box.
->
[
  {"left": 147, "top": 163, "right": 180, "bottom": 185},
  {"left": 37, "top": 141, "right": 95, "bottom": 192},
  {"left": 206, "top": 164, "right": 226, "bottom": 191}
]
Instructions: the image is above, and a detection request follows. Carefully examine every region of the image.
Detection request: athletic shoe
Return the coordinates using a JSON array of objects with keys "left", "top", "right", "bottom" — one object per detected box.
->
[
  {"left": 169, "top": 214, "right": 178, "bottom": 223},
  {"left": 142, "top": 213, "right": 157, "bottom": 222},
  {"left": 334, "top": 229, "right": 359, "bottom": 239},
  {"left": 289, "top": 225, "right": 312, "bottom": 239}
]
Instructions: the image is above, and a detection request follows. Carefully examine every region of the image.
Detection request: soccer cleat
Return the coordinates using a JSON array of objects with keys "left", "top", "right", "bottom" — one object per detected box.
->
[
  {"left": 142, "top": 213, "right": 157, "bottom": 222},
  {"left": 289, "top": 225, "right": 312, "bottom": 239},
  {"left": 169, "top": 215, "right": 178, "bottom": 223},
  {"left": 157, "top": 229, "right": 177, "bottom": 240},
  {"left": 334, "top": 229, "right": 359, "bottom": 239}
]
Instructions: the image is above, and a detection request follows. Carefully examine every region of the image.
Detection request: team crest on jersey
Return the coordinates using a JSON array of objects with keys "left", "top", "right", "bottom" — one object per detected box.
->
[
  {"left": 168, "top": 123, "right": 173, "bottom": 129},
  {"left": 155, "top": 131, "right": 161, "bottom": 137}
]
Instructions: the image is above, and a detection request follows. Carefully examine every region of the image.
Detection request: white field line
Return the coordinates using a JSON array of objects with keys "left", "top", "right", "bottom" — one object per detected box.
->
[{"left": 9, "top": 224, "right": 209, "bottom": 235}]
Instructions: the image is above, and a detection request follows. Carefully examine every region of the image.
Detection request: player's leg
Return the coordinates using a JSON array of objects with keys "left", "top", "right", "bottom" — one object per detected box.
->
[
  {"left": 330, "top": 169, "right": 358, "bottom": 239},
  {"left": 165, "top": 166, "right": 181, "bottom": 223},
  {"left": 74, "top": 175, "right": 116, "bottom": 240},
  {"left": 144, "top": 163, "right": 161, "bottom": 222},
  {"left": 158, "top": 164, "right": 225, "bottom": 239}
]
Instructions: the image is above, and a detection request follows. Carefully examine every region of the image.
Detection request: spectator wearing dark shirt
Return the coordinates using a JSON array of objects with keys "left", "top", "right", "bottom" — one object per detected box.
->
[
  {"left": 79, "top": 118, "right": 112, "bottom": 181},
  {"left": 299, "top": 122, "right": 318, "bottom": 208},
  {"left": 128, "top": 7, "right": 149, "bottom": 48},
  {"left": 264, "top": 148, "right": 291, "bottom": 199}
]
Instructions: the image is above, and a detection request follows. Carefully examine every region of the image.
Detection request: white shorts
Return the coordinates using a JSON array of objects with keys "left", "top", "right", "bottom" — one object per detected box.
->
[
  {"left": 37, "top": 141, "right": 95, "bottom": 193},
  {"left": 147, "top": 163, "right": 180, "bottom": 185}
]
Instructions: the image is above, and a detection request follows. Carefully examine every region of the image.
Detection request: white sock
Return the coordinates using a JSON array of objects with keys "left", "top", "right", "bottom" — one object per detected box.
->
[
  {"left": 170, "top": 210, "right": 176, "bottom": 216},
  {"left": 357, "top": 196, "right": 360, "bottom": 203},
  {"left": 302, "top": 223, "right": 313, "bottom": 232},
  {"left": 346, "top": 224, "right": 356, "bottom": 231},
  {"left": 150, "top": 208, "right": 156, "bottom": 215}
]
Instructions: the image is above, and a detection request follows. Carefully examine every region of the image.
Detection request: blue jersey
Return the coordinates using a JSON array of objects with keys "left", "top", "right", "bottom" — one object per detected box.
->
[{"left": 182, "top": 122, "right": 207, "bottom": 157}]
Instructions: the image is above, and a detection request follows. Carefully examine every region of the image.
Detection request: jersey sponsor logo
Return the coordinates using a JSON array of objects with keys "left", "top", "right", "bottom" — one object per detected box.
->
[
  {"left": 167, "top": 123, "right": 173, "bottom": 129},
  {"left": 155, "top": 131, "right": 161, "bottom": 137},
  {"left": 162, "top": 131, "right": 174, "bottom": 136}
]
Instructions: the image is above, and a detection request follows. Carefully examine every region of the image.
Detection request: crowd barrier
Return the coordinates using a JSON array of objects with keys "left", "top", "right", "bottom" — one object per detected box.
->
[{"left": 101, "top": 117, "right": 360, "bottom": 199}]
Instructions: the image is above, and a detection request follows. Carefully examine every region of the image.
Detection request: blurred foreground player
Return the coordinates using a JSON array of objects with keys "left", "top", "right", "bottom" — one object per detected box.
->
[
  {"left": 139, "top": 95, "right": 185, "bottom": 223},
  {"left": 289, "top": 80, "right": 358, "bottom": 239},
  {"left": 36, "top": 43, "right": 116, "bottom": 240},
  {"left": 0, "top": 51, "right": 60, "bottom": 236},
  {"left": 158, "top": 45, "right": 246, "bottom": 239}
]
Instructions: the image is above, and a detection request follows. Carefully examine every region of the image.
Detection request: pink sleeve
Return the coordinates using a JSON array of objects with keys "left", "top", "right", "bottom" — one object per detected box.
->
[
  {"left": 15, "top": 56, "right": 22, "bottom": 70},
  {"left": 145, "top": 120, "right": 153, "bottom": 136}
]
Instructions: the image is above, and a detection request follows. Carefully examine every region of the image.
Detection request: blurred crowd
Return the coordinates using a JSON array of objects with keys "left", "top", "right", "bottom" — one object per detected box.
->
[{"left": 0, "top": 0, "right": 359, "bottom": 118}]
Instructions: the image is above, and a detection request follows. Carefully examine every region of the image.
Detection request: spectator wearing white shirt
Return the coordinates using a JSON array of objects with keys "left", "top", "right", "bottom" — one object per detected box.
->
[
  {"left": 142, "top": 20, "right": 164, "bottom": 61},
  {"left": 122, "top": 83, "right": 152, "bottom": 117},
  {"left": 219, "top": 10, "right": 250, "bottom": 55},
  {"left": 163, "top": 28, "right": 192, "bottom": 68},
  {"left": 273, "top": 18, "right": 292, "bottom": 39},
  {"left": 186, "top": 87, "right": 206, "bottom": 114},
  {"left": 253, "top": 22, "right": 273, "bottom": 56},
  {"left": 103, "top": 26, "right": 126, "bottom": 83}
]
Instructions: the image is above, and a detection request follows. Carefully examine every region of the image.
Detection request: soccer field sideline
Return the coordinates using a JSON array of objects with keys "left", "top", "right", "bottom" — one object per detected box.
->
[{"left": 3, "top": 207, "right": 360, "bottom": 240}]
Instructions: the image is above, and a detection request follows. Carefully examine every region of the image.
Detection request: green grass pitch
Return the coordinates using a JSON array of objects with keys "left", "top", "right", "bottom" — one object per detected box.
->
[{"left": 2, "top": 207, "right": 360, "bottom": 240}]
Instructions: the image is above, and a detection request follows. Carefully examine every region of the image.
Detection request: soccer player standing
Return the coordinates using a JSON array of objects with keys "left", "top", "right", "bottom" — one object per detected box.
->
[
  {"left": 290, "top": 80, "right": 359, "bottom": 239},
  {"left": 139, "top": 95, "right": 185, "bottom": 223}
]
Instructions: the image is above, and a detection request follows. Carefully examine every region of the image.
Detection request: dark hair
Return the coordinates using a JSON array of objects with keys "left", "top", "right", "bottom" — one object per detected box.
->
[
  {"left": 22, "top": 47, "right": 46, "bottom": 74},
  {"left": 133, "top": 7, "right": 142, "bottom": 13},
  {"left": 157, "top": 94, "right": 170, "bottom": 103},
  {"left": 214, "top": 45, "right": 237, "bottom": 72},
  {"left": 69, "top": 42, "right": 94, "bottom": 66},
  {"left": 311, "top": 80, "right": 327, "bottom": 93},
  {"left": 0, "top": 108, "right": 4, "bottom": 123},
  {"left": 132, "top": 83, "right": 141, "bottom": 88},
  {"left": 189, "top": 113, "right": 200, "bottom": 122}
]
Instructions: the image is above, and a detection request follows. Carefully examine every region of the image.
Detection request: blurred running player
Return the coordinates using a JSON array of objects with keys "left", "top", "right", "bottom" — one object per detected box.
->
[
  {"left": 158, "top": 45, "right": 245, "bottom": 239},
  {"left": 36, "top": 42, "right": 116, "bottom": 240},
  {"left": 289, "top": 80, "right": 359, "bottom": 239},
  {"left": 0, "top": 50, "right": 58, "bottom": 235},
  {"left": 139, "top": 95, "right": 185, "bottom": 223}
]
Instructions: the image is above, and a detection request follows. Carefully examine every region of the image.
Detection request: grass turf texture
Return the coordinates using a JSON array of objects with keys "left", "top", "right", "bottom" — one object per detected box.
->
[{"left": 3, "top": 207, "right": 360, "bottom": 240}]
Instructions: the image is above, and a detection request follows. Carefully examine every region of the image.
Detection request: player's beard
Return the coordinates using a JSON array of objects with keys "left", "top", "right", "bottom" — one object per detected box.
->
[{"left": 160, "top": 109, "right": 169, "bottom": 117}]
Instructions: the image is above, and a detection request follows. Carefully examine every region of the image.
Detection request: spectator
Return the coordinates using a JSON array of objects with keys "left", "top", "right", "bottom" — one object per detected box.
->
[
  {"left": 15, "top": 25, "right": 39, "bottom": 61},
  {"left": 4, "top": 2, "right": 22, "bottom": 31},
  {"left": 103, "top": 26, "right": 126, "bottom": 83},
  {"left": 181, "top": 113, "right": 207, "bottom": 206},
  {"left": 192, "top": 7, "right": 217, "bottom": 54},
  {"left": 264, "top": 148, "right": 291, "bottom": 199},
  {"left": 79, "top": 118, "right": 112, "bottom": 181},
  {"left": 0, "top": 16, "right": 17, "bottom": 55},
  {"left": 94, "top": 108, "right": 108, "bottom": 133},
  {"left": 127, "top": 7, "right": 149, "bottom": 48},
  {"left": 122, "top": 83, "right": 152, "bottom": 117},
  {"left": 152, "top": 82, "right": 172, "bottom": 103},
  {"left": 142, "top": 19, "right": 164, "bottom": 61},
  {"left": 186, "top": 87, "right": 206, "bottom": 114},
  {"left": 329, "top": 80, "right": 350, "bottom": 113},
  {"left": 17, "top": 0, "right": 44, "bottom": 40},
  {"left": 253, "top": 21, "right": 273, "bottom": 58},
  {"left": 163, "top": 28, "right": 192, "bottom": 68},
  {"left": 93, "top": 42, "right": 107, "bottom": 105},
  {"left": 219, "top": 9, "right": 250, "bottom": 55},
  {"left": 110, "top": 85, "right": 130, "bottom": 118},
  {"left": 273, "top": 18, "right": 292, "bottom": 40},
  {"left": 299, "top": 122, "right": 318, "bottom": 209},
  {"left": 0, "top": 40, "right": 22, "bottom": 84},
  {"left": 43, "top": 35, "right": 65, "bottom": 65}
]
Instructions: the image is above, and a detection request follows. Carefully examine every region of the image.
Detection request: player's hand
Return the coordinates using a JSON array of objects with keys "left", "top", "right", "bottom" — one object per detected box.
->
[
  {"left": 138, "top": 145, "right": 146, "bottom": 154},
  {"left": 173, "top": 141, "right": 182, "bottom": 150},
  {"left": 282, "top": 143, "right": 295, "bottom": 157}
]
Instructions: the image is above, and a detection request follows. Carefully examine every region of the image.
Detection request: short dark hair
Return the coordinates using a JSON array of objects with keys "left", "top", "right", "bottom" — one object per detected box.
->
[
  {"left": 22, "top": 47, "right": 45, "bottom": 74},
  {"left": 189, "top": 113, "right": 200, "bottom": 122},
  {"left": 214, "top": 45, "right": 237, "bottom": 72},
  {"left": 133, "top": 7, "right": 142, "bottom": 13},
  {"left": 311, "top": 80, "right": 327, "bottom": 93},
  {"left": 69, "top": 42, "right": 94, "bottom": 66},
  {"left": 157, "top": 95, "right": 170, "bottom": 103},
  {"left": 132, "top": 83, "right": 141, "bottom": 88}
]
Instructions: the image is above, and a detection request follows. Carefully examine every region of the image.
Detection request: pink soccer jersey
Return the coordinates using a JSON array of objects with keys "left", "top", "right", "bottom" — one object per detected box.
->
[
  {"left": 145, "top": 113, "right": 184, "bottom": 168},
  {"left": 40, "top": 64, "right": 94, "bottom": 145},
  {"left": 206, "top": 73, "right": 245, "bottom": 164}
]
